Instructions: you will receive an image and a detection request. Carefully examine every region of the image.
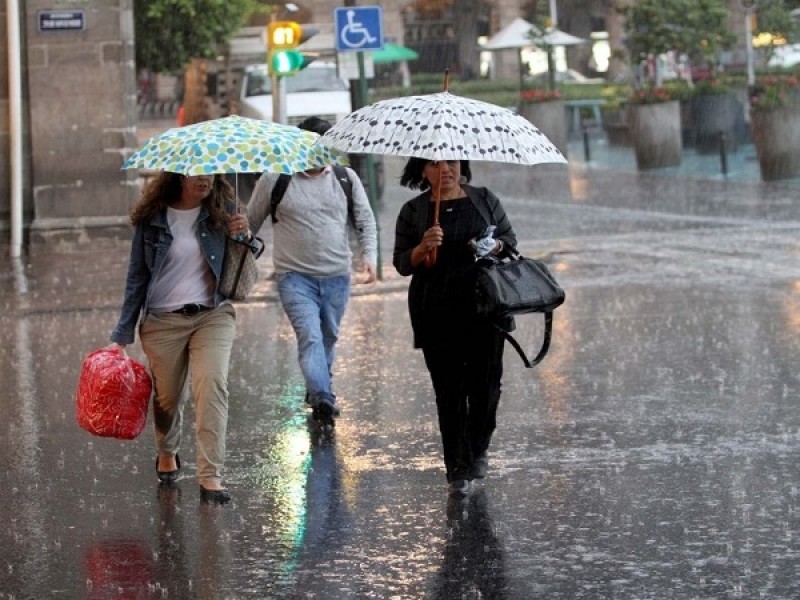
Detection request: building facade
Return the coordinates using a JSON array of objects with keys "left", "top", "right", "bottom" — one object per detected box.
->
[{"left": 1, "top": 0, "right": 572, "bottom": 256}]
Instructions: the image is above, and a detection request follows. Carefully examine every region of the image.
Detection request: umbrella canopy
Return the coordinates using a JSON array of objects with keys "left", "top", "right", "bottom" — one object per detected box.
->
[
  {"left": 123, "top": 115, "right": 343, "bottom": 176},
  {"left": 370, "top": 43, "right": 419, "bottom": 64},
  {"left": 316, "top": 91, "right": 567, "bottom": 166},
  {"left": 481, "top": 17, "right": 586, "bottom": 50}
]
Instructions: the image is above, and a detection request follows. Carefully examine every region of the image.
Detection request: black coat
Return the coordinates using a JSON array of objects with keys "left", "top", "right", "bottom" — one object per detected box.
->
[{"left": 392, "top": 185, "right": 517, "bottom": 347}]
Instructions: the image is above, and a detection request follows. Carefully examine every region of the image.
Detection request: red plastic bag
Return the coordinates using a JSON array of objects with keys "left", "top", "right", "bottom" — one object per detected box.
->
[{"left": 76, "top": 347, "right": 152, "bottom": 440}]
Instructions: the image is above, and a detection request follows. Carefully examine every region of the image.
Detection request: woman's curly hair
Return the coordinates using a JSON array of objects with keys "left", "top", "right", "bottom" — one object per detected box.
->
[
  {"left": 130, "top": 172, "right": 239, "bottom": 229},
  {"left": 399, "top": 158, "right": 472, "bottom": 190}
]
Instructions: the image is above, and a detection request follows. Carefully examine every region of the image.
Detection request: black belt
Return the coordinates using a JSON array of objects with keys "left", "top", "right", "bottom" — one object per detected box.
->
[{"left": 171, "top": 303, "right": 212, "bottom": 316}]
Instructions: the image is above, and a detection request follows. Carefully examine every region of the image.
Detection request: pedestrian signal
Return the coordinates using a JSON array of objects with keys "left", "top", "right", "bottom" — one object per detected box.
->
[
  {"left": 267, "top": 21, "right": 306, "bottom": 76},
  {"left": 268, "top": 21, "right": 301, "bottom": 49},
  {"left": 270, "top": 50, "right": 306, "bottom": 75}
]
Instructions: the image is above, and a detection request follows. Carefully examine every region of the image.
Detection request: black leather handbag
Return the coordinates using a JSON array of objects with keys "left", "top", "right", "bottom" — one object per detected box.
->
[{"left": 474, "top": 251, "right": 565, "bottom": 368}]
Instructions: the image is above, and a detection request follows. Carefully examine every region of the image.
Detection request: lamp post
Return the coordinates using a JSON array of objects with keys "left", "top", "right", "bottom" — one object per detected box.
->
[
  {"left": 549, "top": 0, "right": 558, "bottom": 28},
  {"left": 739, "top": 0, "right": 758, "bottom": 86}
]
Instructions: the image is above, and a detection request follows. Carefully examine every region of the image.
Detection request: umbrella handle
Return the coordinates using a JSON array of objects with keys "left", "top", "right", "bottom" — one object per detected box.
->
[{"left": 423, "top": 163, "right": 444, "bottom": 268}]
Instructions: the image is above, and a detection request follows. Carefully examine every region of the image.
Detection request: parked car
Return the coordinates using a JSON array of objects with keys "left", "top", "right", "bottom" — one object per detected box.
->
[
  {"left": 232, "top": 61, "right": 383, "bottom": 203},
  {"left": 236, "top": 61, "right": 352, "bottom": 126},
  {"left": 526, "top": 69, "right": 604, "bottom": 85}
]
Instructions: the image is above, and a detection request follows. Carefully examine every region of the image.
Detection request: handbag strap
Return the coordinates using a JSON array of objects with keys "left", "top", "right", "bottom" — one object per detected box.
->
[{"left": 497, "top": 312, "right": 553, "bottom": 369}]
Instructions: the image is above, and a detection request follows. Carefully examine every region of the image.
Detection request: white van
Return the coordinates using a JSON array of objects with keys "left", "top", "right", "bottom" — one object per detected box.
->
[{"left": 236, "top": 62, "right": 352, "bottom": 126}]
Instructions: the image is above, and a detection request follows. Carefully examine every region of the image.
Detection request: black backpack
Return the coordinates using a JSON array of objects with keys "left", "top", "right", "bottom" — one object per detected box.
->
[{"left": 269, "top": 165, "right": 360, "bottom": 231}]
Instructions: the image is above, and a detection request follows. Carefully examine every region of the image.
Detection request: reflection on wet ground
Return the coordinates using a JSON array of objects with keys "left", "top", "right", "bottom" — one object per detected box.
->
[{"left": 2, "top": 160, "right": 800, "bottom": 598}]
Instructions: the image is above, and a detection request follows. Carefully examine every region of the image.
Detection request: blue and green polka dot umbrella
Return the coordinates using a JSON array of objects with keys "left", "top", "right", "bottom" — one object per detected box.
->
[{"left": 123, "top": 115, "right": 345, "bottom": 175}]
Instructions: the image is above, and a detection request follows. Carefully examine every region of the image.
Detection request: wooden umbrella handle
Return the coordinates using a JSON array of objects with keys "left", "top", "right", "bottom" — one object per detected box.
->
[{"left": 423, "top": 162, "right": 444, "bottom": 267}]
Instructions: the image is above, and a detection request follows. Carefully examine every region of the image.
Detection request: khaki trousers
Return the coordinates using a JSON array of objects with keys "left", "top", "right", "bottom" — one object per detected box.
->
[{"left": 140, "top": 304, "right": 236, "bottom": 487}]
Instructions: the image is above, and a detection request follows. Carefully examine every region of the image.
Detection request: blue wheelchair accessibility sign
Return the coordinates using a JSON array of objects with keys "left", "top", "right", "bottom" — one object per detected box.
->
[{"left": 334, "top": 6, "right": 384, "bottom": 52}]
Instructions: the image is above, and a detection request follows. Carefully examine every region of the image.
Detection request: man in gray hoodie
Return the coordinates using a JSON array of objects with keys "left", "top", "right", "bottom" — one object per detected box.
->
[{"left": 247, "top": 117, "right": 378, "bottom": 428}]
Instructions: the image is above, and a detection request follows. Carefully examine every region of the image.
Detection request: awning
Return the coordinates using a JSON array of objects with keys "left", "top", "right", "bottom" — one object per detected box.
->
[{"left": 370, "top": 43, "right": 419, "bottom": 63}]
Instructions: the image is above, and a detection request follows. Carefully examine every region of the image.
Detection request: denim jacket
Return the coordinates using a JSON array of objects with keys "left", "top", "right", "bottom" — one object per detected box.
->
[{"left": 110, "top": 207, "right": 227, "bottom": 345}]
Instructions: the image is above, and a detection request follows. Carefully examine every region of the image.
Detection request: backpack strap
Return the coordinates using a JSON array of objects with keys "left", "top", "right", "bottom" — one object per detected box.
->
[
  {"left": 332, "top": 165, "right": 359, "bottom": 231},
  {"left": 269, "top": 173, "right": 292, "bottom": 224},
  {"left": 270, "top": 167, "right": 357, "bottom": 229}
]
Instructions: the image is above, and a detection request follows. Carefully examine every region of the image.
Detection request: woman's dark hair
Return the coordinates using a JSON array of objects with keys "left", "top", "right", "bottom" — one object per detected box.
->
[
  {"left": 297, "top": 116, "right": 332, "bottom": 135},
  {"left": 399, "top": 158, "right": 471, "bottom": 190}
]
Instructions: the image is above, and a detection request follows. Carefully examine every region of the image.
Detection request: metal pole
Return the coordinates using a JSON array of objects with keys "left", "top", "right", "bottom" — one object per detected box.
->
[
  {"left": 744, "top": 11, "right": 755, "bottom": 86},
  {"left": 269, "top": 13, "right": 283, "bottom": 124},
  {"left": 356, "top": 51, "right": 382, "bottom": 279},
  {"left": 583, "top": 128, "right": 591, "bottom": 162},
  {"left": 739, "top": 0, "right": 758, "bottom": 87},
  {"left": 7, "top": 0, "right": 24, "bottom": 258},
  {"left": 719, "top": 132, "right": 728, "bottom": 176},
  {"left": 549, "top": 0, "right": 558, "bottom": 28}
]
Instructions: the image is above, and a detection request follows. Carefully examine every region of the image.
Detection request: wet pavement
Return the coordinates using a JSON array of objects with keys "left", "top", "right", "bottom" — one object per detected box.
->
[{"left": 3, "top": 131, "right": 800, "bottom": 598}]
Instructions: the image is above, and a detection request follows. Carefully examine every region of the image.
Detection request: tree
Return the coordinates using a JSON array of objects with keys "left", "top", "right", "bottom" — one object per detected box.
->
[
  {"left": 754, "top": 0, "right": 799, "bottom": 45},
  {"left": 605, "top": 0, "right": 632, "bottom": 83},
  {"left": 624, "top": 0, "right": 736, "bottom": 79},
  {"left": 134, "top": 0, "right": 257, "bottom": 73}
]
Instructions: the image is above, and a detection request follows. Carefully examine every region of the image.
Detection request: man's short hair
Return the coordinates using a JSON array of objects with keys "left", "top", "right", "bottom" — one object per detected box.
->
[{"left": 297, "top": 116, "right": 332, "bottom": 135}]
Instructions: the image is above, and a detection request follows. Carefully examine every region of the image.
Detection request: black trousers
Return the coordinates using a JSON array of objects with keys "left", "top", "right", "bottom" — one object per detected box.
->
[{"left": 421, "top": 319, "right": 505, "bottom": 482}]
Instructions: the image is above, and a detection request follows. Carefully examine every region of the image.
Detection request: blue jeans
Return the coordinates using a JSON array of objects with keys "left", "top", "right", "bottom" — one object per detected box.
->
[{"left": 276, "top": 272, "right": 351, "bottom": 408}]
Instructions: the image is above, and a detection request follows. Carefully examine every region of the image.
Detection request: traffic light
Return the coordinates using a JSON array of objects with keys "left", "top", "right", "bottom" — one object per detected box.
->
[{"left": 267, "top": 21, "right": 304, "bottom": 76}]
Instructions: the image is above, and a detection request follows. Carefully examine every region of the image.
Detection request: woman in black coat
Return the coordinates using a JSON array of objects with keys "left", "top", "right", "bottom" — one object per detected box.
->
[{"left": 393, "top": 158, "right": 517, "bottom": 497}]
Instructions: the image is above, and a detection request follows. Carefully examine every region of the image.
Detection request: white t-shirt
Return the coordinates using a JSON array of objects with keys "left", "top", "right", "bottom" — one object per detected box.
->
[{"left": 148, "top": 206, "right": 214, "bottom": 312}]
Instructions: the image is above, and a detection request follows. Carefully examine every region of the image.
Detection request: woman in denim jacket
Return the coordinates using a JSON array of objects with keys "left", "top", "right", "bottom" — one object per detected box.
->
[{"left": 110, "top": 172, "right": 252, "bottom": 505}]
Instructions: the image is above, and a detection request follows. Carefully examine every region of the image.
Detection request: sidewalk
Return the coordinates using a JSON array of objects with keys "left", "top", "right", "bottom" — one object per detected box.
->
[{"left": 567, "top": 131, "right": 800, "bottom": 184}]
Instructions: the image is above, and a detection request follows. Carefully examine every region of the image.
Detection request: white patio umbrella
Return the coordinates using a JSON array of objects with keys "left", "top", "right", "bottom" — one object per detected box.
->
[
  {"left": 482, "top": 17, "right": 587, "bottom": 90},
  {"left": 482, "top": 17, "right": 586, "bottom": 50}
]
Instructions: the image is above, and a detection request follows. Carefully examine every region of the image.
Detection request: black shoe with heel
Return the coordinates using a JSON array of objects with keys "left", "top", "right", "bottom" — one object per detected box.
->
[{"left": 156, "top": 453, "right": 181, "bottom": 484}]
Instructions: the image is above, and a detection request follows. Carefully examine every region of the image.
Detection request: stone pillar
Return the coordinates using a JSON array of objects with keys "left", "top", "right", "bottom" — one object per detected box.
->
[
  {"left": 490, "top": 4, "right": 524, "bottom": 82},
  {"left": 24, "top": 0, "right": 139, "bottom": 254}
]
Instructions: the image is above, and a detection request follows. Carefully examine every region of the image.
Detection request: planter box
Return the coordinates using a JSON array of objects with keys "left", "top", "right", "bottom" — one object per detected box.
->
[
  {"left": 518, "top": 100, "right": 568, "bottom": 156},
  {"left": 601, "top": 106, "right": 631, "bottom": 146},
  {"left": 627, "top": 101, "right": 682, "bottom": 170},
  {"left": 690, "top": 93, "right": 743, "bottom": 154},
  {"left": 752, "top": 106, "right": 800, "bottom": 181}
]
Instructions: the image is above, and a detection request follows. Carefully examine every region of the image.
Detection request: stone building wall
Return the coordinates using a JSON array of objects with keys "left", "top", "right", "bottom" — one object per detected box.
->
[{"left": 2, "top": 0, "right": 138, "bottom": 255}]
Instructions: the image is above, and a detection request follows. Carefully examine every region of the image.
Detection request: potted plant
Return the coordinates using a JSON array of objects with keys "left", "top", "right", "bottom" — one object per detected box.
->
[
  {"left": 622, "top": 0, "right": 736, "bottom": 167},
  {"left": 749, "top": 75, "right": 800, "bottom": 181},
  {"left": 688, "top": 76, "right": 744, "bottom": 154},
  {"left": 517, "top": 87, "right": 567, "bottom": 155},
  {"left": 627, "top": 86, "right": 683, "bottom": 169}
]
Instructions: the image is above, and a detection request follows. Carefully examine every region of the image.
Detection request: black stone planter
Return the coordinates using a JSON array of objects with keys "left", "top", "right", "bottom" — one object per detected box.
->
[{"left": 689, "top": 93, "right": 743, "bottom": 155}]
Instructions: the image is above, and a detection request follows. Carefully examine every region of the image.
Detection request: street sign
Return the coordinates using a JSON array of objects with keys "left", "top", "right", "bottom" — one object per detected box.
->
[
  {"left": 38, "top": 10, "right": 85, "bottom": 32},
  {"left": 334, "top": 6, "right": 384, "bottom": 52}
]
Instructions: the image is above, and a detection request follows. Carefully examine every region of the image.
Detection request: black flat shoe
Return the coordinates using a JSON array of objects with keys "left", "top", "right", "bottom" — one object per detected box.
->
[
  {"left": 156, "top": 453, "right": 181, "bottom": 484},
  {"left": 200, "top": 486, "right": 231, "bottom": 505}
]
